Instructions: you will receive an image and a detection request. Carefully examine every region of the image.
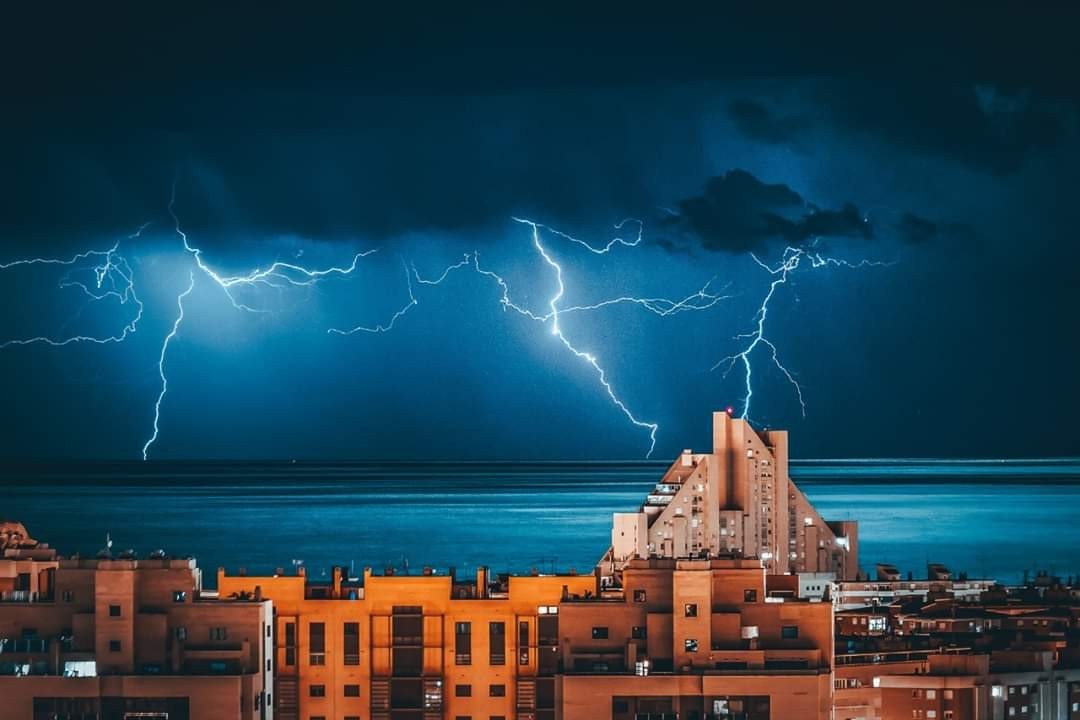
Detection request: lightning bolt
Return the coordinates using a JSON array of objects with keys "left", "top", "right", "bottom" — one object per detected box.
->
[
  {"left": 327, "top": 259, "right": 419, "bottom": 335},
  {"left": 0, "top": 225, "right": 149, "bottom": 348},
  {"left": 141, "top": 271, "right": 195, "bottom": 460},
  {"left": 403, "top": 219, "right": 728, "bottom": 457},
  {"left": 712, "top": 245, "right": 893, "bottom": 421},
  {"left": 168, "top": 183, "right": 377, "bottom": 314}
]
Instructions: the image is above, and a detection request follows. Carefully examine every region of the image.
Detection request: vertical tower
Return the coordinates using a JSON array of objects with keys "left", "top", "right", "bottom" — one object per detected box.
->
[{"left": 602, "top": 411, "right": 859, "bottom": 582}]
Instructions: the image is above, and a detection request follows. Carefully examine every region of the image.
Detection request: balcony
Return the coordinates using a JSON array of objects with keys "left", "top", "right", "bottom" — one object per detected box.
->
[
  {"left": 0, "top": 590, "right": 53, "bottom": 603},
  {"left": 0, "top": 638, "right": 49, "bottom": 654}
]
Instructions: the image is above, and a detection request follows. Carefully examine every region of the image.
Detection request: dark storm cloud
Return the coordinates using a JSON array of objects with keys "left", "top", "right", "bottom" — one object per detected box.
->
[
  {"left": 659, "top": 170, "right": 873, "bottom": 254},
  {"left": 659, "top": 172, "right": 975, "bottom": 254}
]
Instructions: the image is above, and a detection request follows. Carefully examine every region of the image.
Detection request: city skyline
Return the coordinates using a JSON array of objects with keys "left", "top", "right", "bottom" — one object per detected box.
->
[{"left": 2, "top": 6, "right": 1079, "bottom": 460}]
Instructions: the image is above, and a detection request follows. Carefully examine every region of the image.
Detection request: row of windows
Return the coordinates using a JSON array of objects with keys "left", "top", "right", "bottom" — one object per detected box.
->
[
  {"left": 631, "top": 590, "right": 759, "bottom": 604},
  {"left": 591, "top": 624, "right": 797, "bottom": 644},
  {"left": 308, "top": 684, "right": 361, "bottom": 697},
  {"left": 454, "top": 684, "right": 506, "bottom": 697},
  {"left": 284, "top": 622, "right": 361, "bottom": 666}
]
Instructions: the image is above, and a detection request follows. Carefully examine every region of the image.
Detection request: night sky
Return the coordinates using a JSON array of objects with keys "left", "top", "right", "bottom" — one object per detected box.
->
[{"left": 1, "top": 6, "right": 1078, "bottom": 461}]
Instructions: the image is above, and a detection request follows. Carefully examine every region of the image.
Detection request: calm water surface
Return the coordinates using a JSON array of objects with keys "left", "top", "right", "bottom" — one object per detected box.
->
[{"left": 2, "top": 461, "right": 1078, "bottom": 586}]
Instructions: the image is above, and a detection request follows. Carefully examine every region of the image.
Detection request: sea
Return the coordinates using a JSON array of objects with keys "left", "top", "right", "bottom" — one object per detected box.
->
[{"left": 2, "top": 459, "right": 1078, "bottom": 587}]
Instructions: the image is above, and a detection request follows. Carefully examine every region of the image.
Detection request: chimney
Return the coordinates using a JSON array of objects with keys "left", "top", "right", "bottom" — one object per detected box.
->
[
  {"left": 476, "top": 566, "right": 489, "bottom": 599},
  {"left": 254, "top": 585, "right": 263, "bottom": 602}
]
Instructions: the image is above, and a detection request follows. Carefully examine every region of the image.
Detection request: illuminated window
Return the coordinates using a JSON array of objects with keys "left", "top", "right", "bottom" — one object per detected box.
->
[
  {"left": 684, "top": 603, "right": 698, "bottom": 617},
  {"left": 685, "top": 639, "right": 698, "bottom": 652}
]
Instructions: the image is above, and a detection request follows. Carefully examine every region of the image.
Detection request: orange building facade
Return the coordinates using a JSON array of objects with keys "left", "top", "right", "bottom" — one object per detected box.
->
[{"left": 0, "top": 522, "right": 272, "bottom": 720}]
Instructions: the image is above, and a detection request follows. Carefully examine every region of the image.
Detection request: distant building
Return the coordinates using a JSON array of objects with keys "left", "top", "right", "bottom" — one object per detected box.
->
[{"left": 600, "top": 411, "right": 859, "bottom": 583}]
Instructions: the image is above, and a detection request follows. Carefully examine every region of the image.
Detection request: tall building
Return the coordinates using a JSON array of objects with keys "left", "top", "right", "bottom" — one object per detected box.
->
[
  {"left": 0, "top": 522, "right": 273, "bottom": 720},
  {"left": 600, "top": 411, "right": 858, "bottom": 583}
]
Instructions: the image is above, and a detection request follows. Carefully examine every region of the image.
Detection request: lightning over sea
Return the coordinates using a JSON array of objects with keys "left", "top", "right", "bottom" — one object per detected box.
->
[{"left": 1, "top": 180, "right": 891, "bottom": 459}]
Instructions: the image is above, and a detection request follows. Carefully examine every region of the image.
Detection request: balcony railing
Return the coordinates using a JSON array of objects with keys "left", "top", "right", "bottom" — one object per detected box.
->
[
  {"left": 0, "top": 638, "right": 50, "bottom": 653},
  {"left": 0, "top": 591, "right": 53, "bottom": 603}
]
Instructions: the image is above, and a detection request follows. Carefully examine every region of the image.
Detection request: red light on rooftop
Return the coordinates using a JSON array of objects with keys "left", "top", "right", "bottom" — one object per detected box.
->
[{"left": 725, "top": 406, "right": 734, "bottom": 415}]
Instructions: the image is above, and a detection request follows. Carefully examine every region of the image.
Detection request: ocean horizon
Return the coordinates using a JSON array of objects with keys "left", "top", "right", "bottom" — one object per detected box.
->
[{"left": 2, "top": 458, "right": 1078, "bottom": 587}]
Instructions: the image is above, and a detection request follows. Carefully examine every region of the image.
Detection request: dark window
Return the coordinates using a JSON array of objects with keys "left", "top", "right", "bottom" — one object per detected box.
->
[
  {"left": 489, "top": 684, "right": 506, "bottom": 697},
  {"left": 311, "top": 717, "right": 325, "bottom": 720},
  {"left": 455, "top": 621, "right": 472, "bottom": 665},
  {"left": 538, "top": 616, "right": 558, "bottom": 647},
  {"left": 518, "top": 620, "right": 529, "bottom": 665},
  {"left": 631, "top": 626, "right": 647, "bottom": 639},
  {"left": 210, "top": 627, "right": 228, "bottom": 641},
  {"left": 781, "top": 625, "right": 799, "bottom": 639},
  {"left": 344, "top": 622, "right": 360, "bottom": 665},
  {"left": 685, "top": 638, "right": 698, "bottom": 652},
  {"left": 393, "top": 612, "right": 424, "bottom": 646},
  {"left": 684, "top": 603, "right": 698, "bottom": 617},
  {"left": 172, "top": 590, "right": 187, "bottom": 602},
  {"left": 61, "top": 590, "right": 74, "bottom": 602},
  {"left": 455, "top": 684, "right": 472, "bottom": 697},
  {"left": 344, "top": 684, "right": 360, "bottom": 697},
  {"left": 491, "top": 717, "right": 506, "bottom": 720},
  {"left": 744, "top": 589, "right": 758, "bottom": 602},
  {"left": 108, "top": 604, "right": 121, "bottom": 617},
  {"left": 489, "top": 622, "right": 506, "bottom": 665},
  {"left": 310, "top": 622, "right": 326, "bottom": 665},
  {"left": 392, "top": 646, "right": 423, "bottom": 676},
  {"left": 633, "top": 589, "right": 647, "bottom": 602},
  {"left": 175, "top": 627, "right": 187, "bottom": 641},
  {"left": 284, "top": 621, "right": 296, "bottom": 665},
  {"left": 109, "top": 640, "right": 121, "bottom": 652},
  {"left": 310, "top": 685, "right": 326, "bottom": 697},
  {"left": 591, "top": 627, "right": 608, "bottom": 640}
]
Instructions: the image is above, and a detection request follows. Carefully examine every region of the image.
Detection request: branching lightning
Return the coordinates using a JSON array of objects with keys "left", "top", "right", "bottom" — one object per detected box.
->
[
  {"left": 712, "top": 245, "right": 893, "bottom": 422},
  {"left": 1, "top": 182, "right": 892, "bottom": 459},
  {"left": 403, "top": 219, "right": 729, "bottom": 457},
  {"left": 0, "top": 224, "right": 149, "bottom": 348},
  {"left": 168, "top": 184, "right": 377, "bottom": 315},
  {"left": 142, "top": 271, "right": 195, "bottom": 460}
]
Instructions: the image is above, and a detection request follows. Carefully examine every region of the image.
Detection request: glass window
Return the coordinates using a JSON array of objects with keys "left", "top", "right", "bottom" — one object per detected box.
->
[
  {"left": 343, "top": 622, "right": 360, "bottom": 665},
  {"left": 591, "top": 627, "right": 608, "bottom": 640}
]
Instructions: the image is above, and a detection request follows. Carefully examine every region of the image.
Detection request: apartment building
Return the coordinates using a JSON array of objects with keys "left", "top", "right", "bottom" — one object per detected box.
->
[
  {"left": 218, "top": 565, "right": 595, "bottom": 720},
  {"left": 600, "top": 411, "right": 858, "bottom": 584},
  {"left": 0, "top": 522, "right": 272, "bottom": 720}
]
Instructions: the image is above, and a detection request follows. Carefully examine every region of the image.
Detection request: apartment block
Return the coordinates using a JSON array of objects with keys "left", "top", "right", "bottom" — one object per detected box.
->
[
  {"left": 0, "top": 522, "right": 272, "bottom": 720},
  {"left": 600, "top": 411, "right": 858, "bottom": 584}
]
